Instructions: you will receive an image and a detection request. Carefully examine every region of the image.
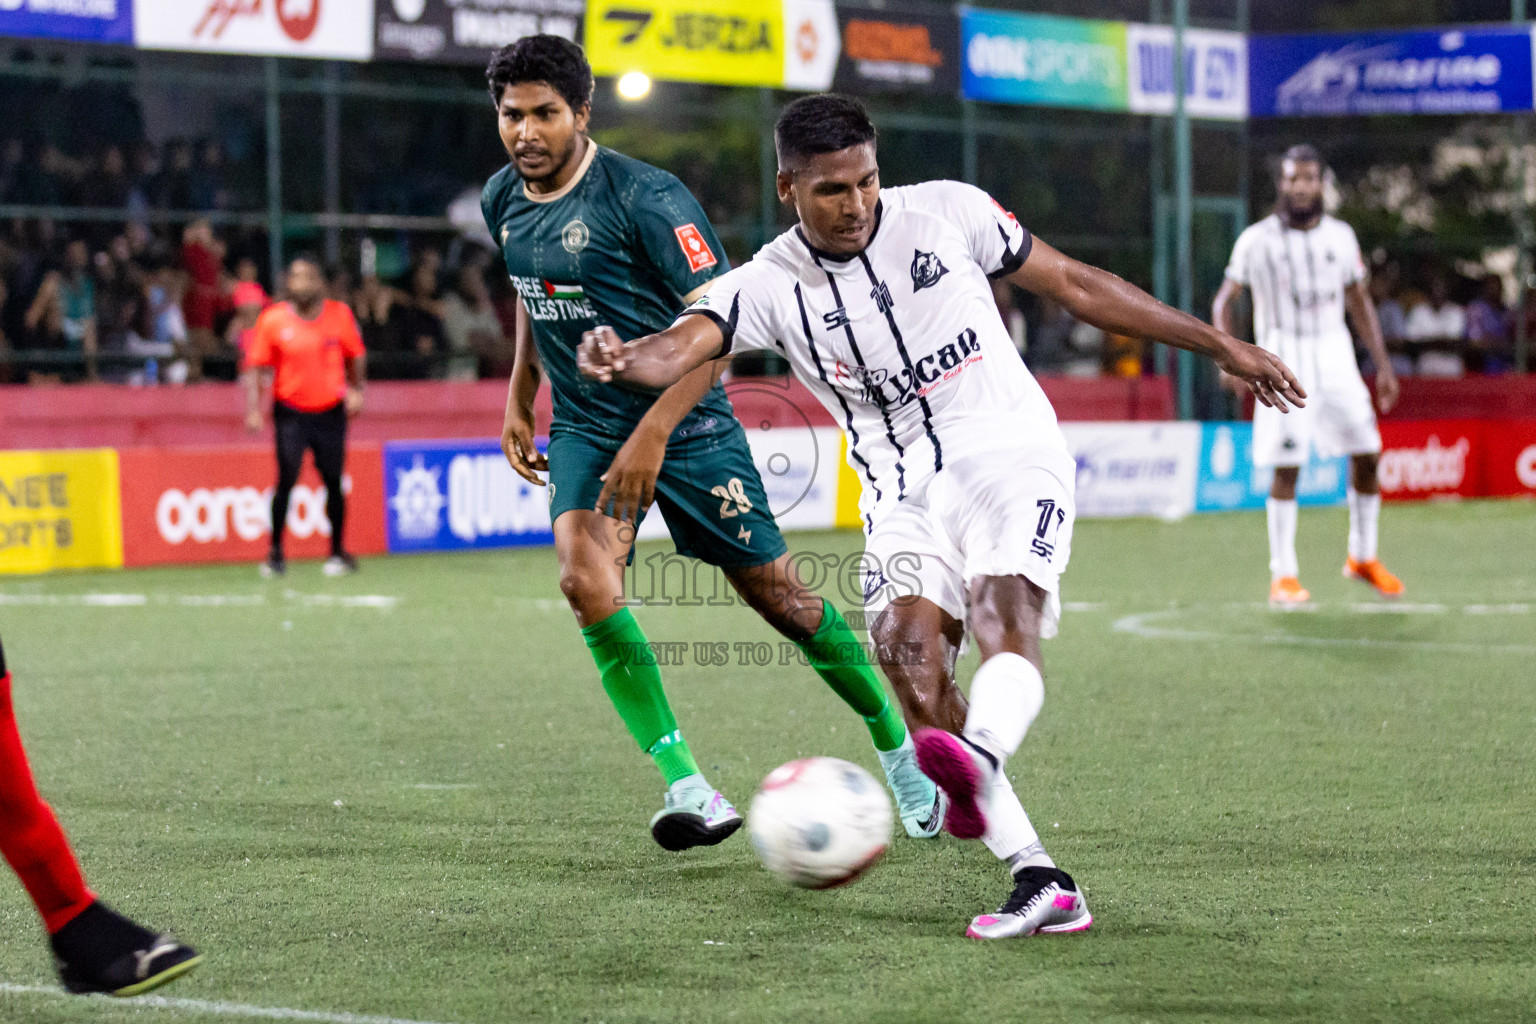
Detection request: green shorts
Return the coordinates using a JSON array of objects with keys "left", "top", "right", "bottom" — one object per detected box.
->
[{"left": 546, "top": 421, "right": 788, "bottom": 570}]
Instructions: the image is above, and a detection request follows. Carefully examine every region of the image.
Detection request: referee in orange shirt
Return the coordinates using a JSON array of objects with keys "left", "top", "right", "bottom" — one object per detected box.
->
[{"left": 243, "top": 255, "right": 367, "bottom": 577}]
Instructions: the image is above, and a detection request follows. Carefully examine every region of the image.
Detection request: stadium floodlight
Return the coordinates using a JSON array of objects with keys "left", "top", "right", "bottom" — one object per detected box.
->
[{"left": 617, "top": 71, "right": 653, "bottom": 101}]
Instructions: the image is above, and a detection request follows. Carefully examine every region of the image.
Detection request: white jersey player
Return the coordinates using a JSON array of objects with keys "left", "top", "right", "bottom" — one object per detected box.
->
[
  {"left": 578, "top": 94, "right": 1303, "bottom": 939},
  {"left": 1214, "top": 145, "right": 1403, "bottom": 606}
]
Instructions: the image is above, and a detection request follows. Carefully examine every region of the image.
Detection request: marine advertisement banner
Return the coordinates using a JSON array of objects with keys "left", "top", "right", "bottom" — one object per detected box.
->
[
  {"left": 374, "top": 0, "right": 582, "bottom": 65},
  {"left": 1249, "top": 25, "right": 1535, "bottom": 117}
]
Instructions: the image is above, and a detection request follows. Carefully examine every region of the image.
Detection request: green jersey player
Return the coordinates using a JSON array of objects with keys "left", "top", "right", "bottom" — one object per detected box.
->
[{"left": 482, "top": 36, "right": 941, "bottom": 850}]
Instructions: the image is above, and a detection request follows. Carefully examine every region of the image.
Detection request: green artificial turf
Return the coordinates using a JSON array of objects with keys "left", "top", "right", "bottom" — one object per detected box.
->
[{"left": 0, "top": 500, "right": 1531, "bottom": 1023}]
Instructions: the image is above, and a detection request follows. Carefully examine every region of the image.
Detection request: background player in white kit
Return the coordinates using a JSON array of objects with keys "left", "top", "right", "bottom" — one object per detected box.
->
[
  {"left": 1214, "top": 145, "right": 1404, "bottom": 606},
  {"left": 578, "top": 95, "right": 1304, "bottom": 939}
]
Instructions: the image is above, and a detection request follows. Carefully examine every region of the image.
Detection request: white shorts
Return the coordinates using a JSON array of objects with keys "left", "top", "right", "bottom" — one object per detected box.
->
[
  {"left": 1254, "top": 336, "right": 1380, "bottom": 467},
  {"left": 860, "top": 446, "right": 1076, "bottom": 640}
]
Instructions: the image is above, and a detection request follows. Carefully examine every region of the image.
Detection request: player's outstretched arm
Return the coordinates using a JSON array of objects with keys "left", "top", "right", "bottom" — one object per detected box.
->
[
  {"left": 1009, "top": 237, "right": 1306, "bottom": 411},
  {"left": 576, "top": 315, "right": 726, "bottom": 391},
  {"left": 596, "top": 359, "right": 728, "bottom": 524}
]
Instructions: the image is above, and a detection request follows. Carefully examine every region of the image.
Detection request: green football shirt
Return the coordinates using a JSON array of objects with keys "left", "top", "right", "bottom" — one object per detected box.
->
[{"left": 482, "top": 142, "right": 735, "bottom": 444}]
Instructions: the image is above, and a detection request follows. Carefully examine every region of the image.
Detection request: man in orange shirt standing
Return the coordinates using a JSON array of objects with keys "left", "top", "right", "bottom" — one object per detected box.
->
[{"left": 243, "top": 255, "right": 366, "bottom": 577}]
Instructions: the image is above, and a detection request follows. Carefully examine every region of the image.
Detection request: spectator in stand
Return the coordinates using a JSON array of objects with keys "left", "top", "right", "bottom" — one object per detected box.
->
[
  {"left": 439, "top": 255, "right": 505, "bottom": 381},
  {"left": 389, "top": 254, "right": 445, "bottom": 380},
  {"left": 353, "top": 270, "right": 410, "bottom": 379},
  {"left": 1464, "top": 275, "right": 1512, "bottom": 373},
  {"left": 225, "top": 279, "right": 269, "bottom": 359},
  {"left": 1368, "top": 264, "right": 1411, "bottom": 378},
  {"left": 1405, "top": 274, "right": 1466, "bottom": 377},
  {"left": 141, "top": 260, "right": 188, "bottom": 383},
  {"left": 81, "top": 146, "right": 132, "bottom": 210},
  {"left": 159, "top": 141, "right": 195, "bottom": 210},
  {"left": 0, "top": 139, "right": 25, "bottom": 204},
  {"left": 191, "top": 141, "right": 230, "bottom": 212},
  {"left": 93, "top": 236, "right": 145, "bottom": 379},
  {"left": 181, "top": 219, "right": 227, "bottom": 380},
  {"left": 126, "top": 141, "right": 160, "bottom": 224}
]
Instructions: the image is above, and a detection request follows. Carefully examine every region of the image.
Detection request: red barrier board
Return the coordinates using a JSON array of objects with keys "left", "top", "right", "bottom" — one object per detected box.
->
[
  {"left": 1377, "top": 420, "right": 1484, "bottom": 501},
  {"left": 118, "top": 445, "right": 385, "bottom": 566},
  {"left": 1482, "top": 421, "right": 1536, "bottom": 498}
]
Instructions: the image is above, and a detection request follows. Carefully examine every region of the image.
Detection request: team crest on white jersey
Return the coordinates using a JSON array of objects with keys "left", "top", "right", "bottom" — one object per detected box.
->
[{"left": 910, "top": 249, "right": 948, "bottom": 291}]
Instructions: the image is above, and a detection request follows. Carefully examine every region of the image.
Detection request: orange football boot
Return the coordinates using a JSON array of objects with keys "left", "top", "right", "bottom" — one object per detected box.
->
[
  {"left": 1344, "top": 557, "right": 1404, "bottom": 598},
  {"left": 1269, "top": 576, "right": 1311, "bottom": 607}
]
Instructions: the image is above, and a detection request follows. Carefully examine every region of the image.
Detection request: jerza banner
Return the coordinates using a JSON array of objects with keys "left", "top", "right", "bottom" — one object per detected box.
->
[
  {"left": 374, "top": 0, "right": 582, "bottom": 65},
  {"left": 1127, "top": 23, "right": 1247, "bottom": 120},
  {"left": 0, "top": 0, "right": 134, "bottom": 45},
  {"left": 118, "top": 445, "right": 386, "bottom": 566},
  {"left": 0, "top": 449, "right": 123, "bottom": 575},
  {"left": 134, "top": 0, "right": 375, "bottom": 60},
  {"left": 832, "top": 3, "right": 959, "bottom": 96},
  {"left": 1250, "top": 25, "right": 1535, "bottom": 117},
  {"left": 960, "top": 8, "right": 1128, "bottom": 111},
  {"left": 584, "top": 0, "right": 838, "bottom": 91}
]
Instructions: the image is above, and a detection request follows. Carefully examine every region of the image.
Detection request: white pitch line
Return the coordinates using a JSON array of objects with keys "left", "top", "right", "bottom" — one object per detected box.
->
[
  {"left": 0, "top": 593, "right": 147, "bottom": 606},
  {"left": 1464, "top": 603, "right": 1532, "bottom": 615},
  {"left": 0, "top": 982, "right": 469, "bottom": 1024},
  {"left": 0, "top": 593, "right": 398, "bottom": 610},
  {"left": 1112, "top": 609, "right": 1536, "bottom": 655},
  {"left": 409, "top": 783, "right": 478, "bottom": 790},
  {"left": 1347, "top": 602, "right": 1447, "bottom": 614}
]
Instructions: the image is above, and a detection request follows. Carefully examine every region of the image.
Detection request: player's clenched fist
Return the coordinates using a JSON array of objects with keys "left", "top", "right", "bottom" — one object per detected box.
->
[
  {"left": 577, "top": 325, "right": 628, "bottom": 382},
  {"left": 1215, "top": 339, "right": 1308, "bottom": 413}
]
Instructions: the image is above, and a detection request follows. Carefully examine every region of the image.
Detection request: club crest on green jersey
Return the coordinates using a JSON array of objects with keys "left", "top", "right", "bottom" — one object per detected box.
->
[{"left": 562, "top": 219, "right": 590, "bottom": 253}]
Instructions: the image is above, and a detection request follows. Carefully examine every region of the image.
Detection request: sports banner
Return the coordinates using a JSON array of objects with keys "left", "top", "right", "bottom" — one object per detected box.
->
[
  {"left": 374, "top": 0, "right": 582, "bottom": 65},
  {"left": 832, "top": 3, "right": 959, "bottom": 96},
  {"left": 1376, "top": 420, "right": 1483, "bottom": 502},
  {"left": 0, "top": 0, "right": 134, "bottom": 45},
  {"left": 960, "top": 8, "right": 1128, "bottom": 111},
  {"left": 1195, "top": 422, "right": 1347, "bottom": 512},
  {"left": 1482, "top": 420, "right": 1536, "bottom": 498},
  {"left": 0, "top": 449, "right": 122, "bottom": 575},
  {"left": 118, "top": 445, "right": 386, "bottom": 566},
  {"left": 134, "top": 0, "right": 375, "bottom": 60},
  {"left": 384, "top": 438, "right": 554, "bottom": 552},
  {"left": 1060, "top": 422, "right": 1201, "bottom": 520},
  {"left": 584, "top": 0, "right": 838, "bottom": 91},
  {"left": 1126, "top": 23, "right": 1247, "bottom": 120},
  {"left": 1250, "top": 25, "right": 1535, "bottom": 117}
]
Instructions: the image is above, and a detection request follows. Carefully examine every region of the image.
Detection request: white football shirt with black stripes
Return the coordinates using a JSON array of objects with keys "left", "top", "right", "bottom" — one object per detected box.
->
[
  {"left": 679, "top": 180, "right": 1071, "bottom": 532},
  {"left": 1224, "top": 213, "right": 1366, "bottom": 386}
]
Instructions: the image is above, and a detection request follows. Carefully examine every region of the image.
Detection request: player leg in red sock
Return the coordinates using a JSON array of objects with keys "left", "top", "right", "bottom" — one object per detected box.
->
[{"left": 0, "top": 635, "right": 201, "bottom": 997}]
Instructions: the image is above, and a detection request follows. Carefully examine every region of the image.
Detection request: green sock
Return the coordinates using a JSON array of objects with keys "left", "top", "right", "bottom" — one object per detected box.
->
[
  {"left": 581, "top": 608, "right": 701, "bottom": 785},
  {"left": 798, "top": 601, "right": 907, "bottom": 752}
]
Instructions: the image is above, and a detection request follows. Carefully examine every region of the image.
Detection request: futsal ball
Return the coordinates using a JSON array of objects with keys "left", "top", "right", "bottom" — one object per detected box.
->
[{"left": 749, "top": 757, "right": 893, "bottom": 889}]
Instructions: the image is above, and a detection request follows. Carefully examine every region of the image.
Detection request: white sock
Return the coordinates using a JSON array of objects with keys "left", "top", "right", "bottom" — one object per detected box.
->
[
  {"left": 982, "top": 770, "right": 1052, "bottom": 866},
  {"left": 962, "top": 652, "right": 1044, "bottom": 764},
  {"left": 1266, "top": 497, "right": 1300, "bottom": 579},
  {"left": 1347, "top": 489, "right": 1381, "bottom": 562}
]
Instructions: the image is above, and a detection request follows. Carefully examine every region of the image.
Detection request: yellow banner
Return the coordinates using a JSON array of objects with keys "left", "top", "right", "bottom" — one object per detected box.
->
[
  {"left": 0, "top": 450, "right": 123, "bottom": 575},
  {"left": 833, "top": 432, "right": 865, "bottom": 530},
  {"left": 586, "top": 0, "right": 784, "bottom": 87}
]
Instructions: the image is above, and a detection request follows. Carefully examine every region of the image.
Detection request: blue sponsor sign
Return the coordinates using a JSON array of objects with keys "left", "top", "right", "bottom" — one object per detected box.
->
[
  {"left": 0, "top": 0, "right": 134, "bottom": 45},
  {"left": 1250, "top": 25, "right": 1534, "bottom": 117},
  {"left": 384, "top": 438, "right": 552, "bottom": 553},
  {"left": 1196, "top": 423, "right": 1348, "bottom": 512}
]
